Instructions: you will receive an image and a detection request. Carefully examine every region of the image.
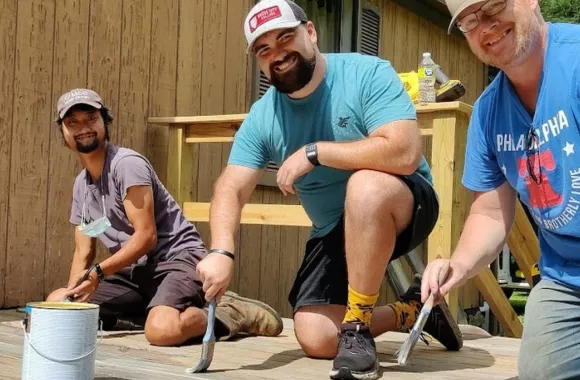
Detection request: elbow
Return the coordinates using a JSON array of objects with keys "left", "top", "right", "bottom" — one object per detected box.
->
[{"left": 398, "top": 147, "right": 422, "bottom": 175}]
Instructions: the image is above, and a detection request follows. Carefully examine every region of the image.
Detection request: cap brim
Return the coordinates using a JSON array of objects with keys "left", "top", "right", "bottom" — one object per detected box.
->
[
  {"left": 447, "top": 0, "right": 486, "bottom": 34},
  {"left": 246, "top": 20, "right": 302, "bottom": 54},
  {"left": 59, "top": 100, "right": 103, "bottom": 119}
]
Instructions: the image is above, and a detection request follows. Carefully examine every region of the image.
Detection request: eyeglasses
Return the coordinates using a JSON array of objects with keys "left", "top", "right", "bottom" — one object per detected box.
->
[
  {"left": 525, "top": 125, "right": 542, "bottom": 184},
  {"left": 456, "top": 0, "right": 508, "bottom": 33}
]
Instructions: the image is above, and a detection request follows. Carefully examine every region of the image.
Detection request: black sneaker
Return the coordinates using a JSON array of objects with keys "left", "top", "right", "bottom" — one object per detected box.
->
[
  {"left": 400, "top": 274, "right": 463, "bottom": 351},
  {"left": 329, "top": 323, "right": 380, "bottom": 380}
]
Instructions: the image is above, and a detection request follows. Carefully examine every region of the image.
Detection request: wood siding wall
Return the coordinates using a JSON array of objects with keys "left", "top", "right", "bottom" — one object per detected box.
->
[{"left": 0, "top": 0, "right": 485, "bottom": 314}]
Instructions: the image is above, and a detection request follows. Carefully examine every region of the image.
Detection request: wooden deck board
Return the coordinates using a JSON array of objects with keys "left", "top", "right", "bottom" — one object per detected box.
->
[{"left": 0, "top": 310, "right": 519, "bottom": 379}]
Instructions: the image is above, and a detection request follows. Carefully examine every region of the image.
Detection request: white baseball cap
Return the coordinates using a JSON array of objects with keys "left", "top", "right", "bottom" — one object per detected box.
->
[{"left": 244, "top": 0, "right": 308, "bottom": 53}]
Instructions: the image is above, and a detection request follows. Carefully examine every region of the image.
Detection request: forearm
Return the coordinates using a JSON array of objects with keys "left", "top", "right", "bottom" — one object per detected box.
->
[
  {"left": 316, "top": 134, "right": 421, "bottom": 175},
  {"left": 98, "top": 231, "right": 157, "bottom": 276},
  {"left": 451, "top": 212, "right": 511, "bottom": 278},
  {"left": 68, "top": 250, "right": 95, "bottom": 283},
  {"left": 209, "top": 187, "right": 244, "bottom": 253}
]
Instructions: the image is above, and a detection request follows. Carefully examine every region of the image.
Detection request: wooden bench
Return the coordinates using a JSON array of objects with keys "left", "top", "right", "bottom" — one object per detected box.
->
[
  {"left": 183, "top": 202, "right": 311, "bottom": 227},
  {"left": 149, "top": 101, "right": 539, "bottom": 338}
]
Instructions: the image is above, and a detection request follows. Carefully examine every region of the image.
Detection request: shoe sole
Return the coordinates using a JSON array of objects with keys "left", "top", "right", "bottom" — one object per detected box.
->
[
  {"left": 430, "top": 298, "right": 463, "bottom": 351},
  {"left": 329, "top": 358, "right": 380, "bottom": 380},
  {"left": 223, "top": 291, "right": 284, "bottom": 336}
]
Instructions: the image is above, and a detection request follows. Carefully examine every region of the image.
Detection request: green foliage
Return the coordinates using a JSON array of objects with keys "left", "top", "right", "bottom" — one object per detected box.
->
[{"left": 540, "top": 0, "right": 580, "bottom": 24}]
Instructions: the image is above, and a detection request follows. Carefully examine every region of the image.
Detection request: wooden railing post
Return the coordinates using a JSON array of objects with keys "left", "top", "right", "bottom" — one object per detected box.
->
[
  {"left": 428, "top": 110, "right": 466, "bottom": 321},
  {"left": 166, "top": 124, "right": 195, "bottom": 207}
]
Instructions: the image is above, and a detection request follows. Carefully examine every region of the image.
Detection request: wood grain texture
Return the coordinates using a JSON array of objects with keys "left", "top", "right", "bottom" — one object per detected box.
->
[
  {"left": 0, "top": 315, "right": 521, "bottom": 380},
  {"left": 44, "top": 0, "right": 90, "bottom": 296},
  {"left": 87, "top": 0, "right": 123, "bottom": 143},
  {"left": 5, "top": 0, "right": 55, "bottom": 307},
  {"left": 0, "top": 0, "right": 18, "bottom": 307},
  {"left": 260, "top": 189, "right": 284, "bottom": 312},
  {"left": 146, "top": 0, "right": 179, "bottom": 184},
  {"left": 237, "top": 190, "right": 264, "bottom": 300},
  {"left": 87, "top": 0, "right": 123, "bottom": 264},
  {"left": 117, "top": 0, "right": 152, "bottom": 154},
  {"left": 183, "top": 202, "right": 311, "bottom": 227},
  {"left": 195, "top": 0, "right": 228, "bottom": 243},
  {"left": 221, "top": 0, "right": 245, "bottom": 289},
  {"left": 175, "top": 0, "right": 204, "bottom": 205}
]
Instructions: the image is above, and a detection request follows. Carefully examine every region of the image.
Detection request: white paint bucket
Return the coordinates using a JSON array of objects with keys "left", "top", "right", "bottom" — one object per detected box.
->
[{"left": 21, "top": 301, "right": 102, "bottom": 380}]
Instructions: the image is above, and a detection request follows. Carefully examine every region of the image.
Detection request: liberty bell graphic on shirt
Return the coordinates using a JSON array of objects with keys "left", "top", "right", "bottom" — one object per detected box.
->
[{"left": 517, "top": 149, "right": 563, "bottom": 209}]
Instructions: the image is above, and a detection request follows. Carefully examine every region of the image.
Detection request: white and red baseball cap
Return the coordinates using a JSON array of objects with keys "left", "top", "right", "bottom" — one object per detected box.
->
[{"left": 244, "top": 0, "right": 308, "bottom": 53}]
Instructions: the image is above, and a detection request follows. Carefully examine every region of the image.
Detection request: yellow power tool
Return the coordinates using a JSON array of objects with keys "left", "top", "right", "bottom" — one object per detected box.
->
[{"left": 399, "top": 65, "right": 466, "bottom": 103}]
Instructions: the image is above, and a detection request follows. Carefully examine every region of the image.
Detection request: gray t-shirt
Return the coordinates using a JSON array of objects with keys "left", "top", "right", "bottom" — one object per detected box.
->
[{"left": 70, "top": 143, "right": 206, "bottom": 264}]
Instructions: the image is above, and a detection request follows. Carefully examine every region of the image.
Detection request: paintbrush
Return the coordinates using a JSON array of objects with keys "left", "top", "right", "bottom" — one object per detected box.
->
[
  {"left": 395, "top": 259, "right": 449, "bottom": 365},
  {"left": 395, "top": 292, "right": 437, "bottom": 365},
  {"left": 186, "top": 297, "right": 217, "bottom": 374},
  {"left": 63, "top": 268, "right": 93, "bottom": 302}
]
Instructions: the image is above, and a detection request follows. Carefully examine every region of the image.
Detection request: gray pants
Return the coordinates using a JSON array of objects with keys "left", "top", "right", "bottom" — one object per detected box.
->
[{"left": 519, "top": 279, "right": 580, "bottom": 380}]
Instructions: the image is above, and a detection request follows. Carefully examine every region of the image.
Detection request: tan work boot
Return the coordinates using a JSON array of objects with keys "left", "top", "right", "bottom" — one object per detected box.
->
[{"left": 214, "top": 291, "right": 283, "bottom": 340}]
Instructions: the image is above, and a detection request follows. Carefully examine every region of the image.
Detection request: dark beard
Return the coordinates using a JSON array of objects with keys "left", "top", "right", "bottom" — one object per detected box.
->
[
  {"left": 75, "top": 135, "right": 100, "bottom": 153},
  {"left": 269, "top": 52, "right": 316, "bottom": 94}
]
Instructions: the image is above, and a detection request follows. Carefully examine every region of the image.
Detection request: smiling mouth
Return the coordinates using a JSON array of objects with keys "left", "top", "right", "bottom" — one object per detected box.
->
[
  {"left": 75, "top": 133, "right": 96, "bottom": 142},
  {"left": 275, "top": 56, "right": 297, "bottom": 73},
  {"left": 486, "top": 28, "right": 511, "bottom": 46}
]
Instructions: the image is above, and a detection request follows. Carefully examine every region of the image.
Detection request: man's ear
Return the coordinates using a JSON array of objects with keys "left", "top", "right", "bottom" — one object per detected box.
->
[
  {"left": 306, "top": 21, "right": 317, "bottom": 44},
  {"left": 529, "top": 0, "right": 540, "bottom": 12}
]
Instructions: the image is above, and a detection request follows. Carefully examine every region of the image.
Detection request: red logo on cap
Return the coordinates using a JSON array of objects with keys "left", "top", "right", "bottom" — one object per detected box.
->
[{"left": 249, "top": 6, "right": 282, "bottom": 33}]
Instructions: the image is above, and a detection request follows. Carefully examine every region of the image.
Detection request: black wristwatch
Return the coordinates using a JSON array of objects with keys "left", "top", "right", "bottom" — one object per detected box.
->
[
  {"left": 93, "top": 263, "right": 105, "bottom": 282},
  {"left": 305, "top": 143, "right": 320, "bottom": 166}
]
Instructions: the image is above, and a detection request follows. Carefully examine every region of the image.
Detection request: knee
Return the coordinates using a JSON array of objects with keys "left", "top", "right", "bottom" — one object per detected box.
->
[
  {"left": 345, "top": 170, "right": 412, "bottom": 218},
  {"left": 144, "top": 312, "right": 181, "bottom": 346},
  {"left": 294, "top": 309, "right": 341, "bottom": 359},
  {"left": 296, "top": 328, "right": 338, "bottom": 359},
  {"left": 46, "top": 288, "right": 67, "bottom": 302}
]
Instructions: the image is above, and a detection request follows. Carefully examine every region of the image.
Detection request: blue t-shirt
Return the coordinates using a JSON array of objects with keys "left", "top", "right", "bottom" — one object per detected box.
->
[
  {"left": 228, "top": 53, "right": 432, "bottom": 237},
  {"left": 462, "top": 23, "right": 580, "bottom": 289}
]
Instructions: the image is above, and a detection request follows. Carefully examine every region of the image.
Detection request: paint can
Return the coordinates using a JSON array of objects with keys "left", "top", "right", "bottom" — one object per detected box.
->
[{"left": 21, "top": 301, "right": 102, "bottom": 380}]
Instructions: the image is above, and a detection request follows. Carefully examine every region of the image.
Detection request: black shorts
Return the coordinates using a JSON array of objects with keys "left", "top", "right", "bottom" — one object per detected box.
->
[
  {"left": 89, "top": 249, "right": 205, "bottom": 327},
  {"left": 288, "top": 172, "right": 439, "bottom": 311}
]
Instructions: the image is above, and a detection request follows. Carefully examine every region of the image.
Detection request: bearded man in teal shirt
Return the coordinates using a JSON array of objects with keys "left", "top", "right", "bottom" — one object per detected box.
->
[{"left": 195, "top": 1, "right": 463, "bottom": 379}]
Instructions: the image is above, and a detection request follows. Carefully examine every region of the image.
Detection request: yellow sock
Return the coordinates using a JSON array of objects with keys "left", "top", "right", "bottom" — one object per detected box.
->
[
  {"left": 388, "top": 300, "right": 421, "bottom": 331},
  {"left": 342, "top": 285, "right": 379, "bottom": 326}
]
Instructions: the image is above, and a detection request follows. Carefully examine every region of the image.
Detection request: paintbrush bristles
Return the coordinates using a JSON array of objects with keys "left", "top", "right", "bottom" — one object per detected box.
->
[{"left": 395, "top": 293, "right": 436, "bottom": 366}]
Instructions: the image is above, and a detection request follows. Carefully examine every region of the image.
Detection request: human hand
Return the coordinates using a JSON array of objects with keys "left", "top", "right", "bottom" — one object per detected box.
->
[
  {"left": 420, "top": 258, "right": 468, "bottom": 304},
  {"left": 276, "top": 146, "right": 314, "bottom": 196},
  {"left": 196, "top": 251, "right": 235, "bottom": 302},
  {"left": 65, "top": 268, "right": 99, "bottom": 302}
]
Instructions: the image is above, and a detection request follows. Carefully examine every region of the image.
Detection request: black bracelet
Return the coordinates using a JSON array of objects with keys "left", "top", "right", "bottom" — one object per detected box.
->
[
  {"left": 93, "top": 263, "right": 105, "bottom": 282},
  {"left": 210, "top": 249, "right": 235, "bottom": 260}
]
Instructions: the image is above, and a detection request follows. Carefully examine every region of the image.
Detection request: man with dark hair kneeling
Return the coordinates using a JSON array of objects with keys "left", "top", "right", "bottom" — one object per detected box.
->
[{"left": 46, "top": 88, "right": 283, "bottom": 347}]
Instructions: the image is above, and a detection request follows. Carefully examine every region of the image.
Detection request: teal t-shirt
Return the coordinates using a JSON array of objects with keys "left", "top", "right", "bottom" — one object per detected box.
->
[{"left": 228, "top": 53, "right": 432, "bottom": 237}]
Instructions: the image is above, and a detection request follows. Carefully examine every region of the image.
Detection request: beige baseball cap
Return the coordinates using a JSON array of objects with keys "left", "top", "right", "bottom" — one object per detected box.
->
[
  {"left": 244, "top": 0, "right": 308, "bottom": 53},
  {"left": 57, "top": 88, "right": 103, "bottom": 119},
  {"left": 445, "top": 0, "right": 486, "bottom": 34}
]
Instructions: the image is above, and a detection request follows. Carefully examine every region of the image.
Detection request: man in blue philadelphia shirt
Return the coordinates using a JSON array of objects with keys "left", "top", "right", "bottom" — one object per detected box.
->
[
  {"left": 421, "top": 0, "right": 580, "bottom": 379},
  {"left": 194, "top": 1, "right": 463, "bottom": 379}
]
